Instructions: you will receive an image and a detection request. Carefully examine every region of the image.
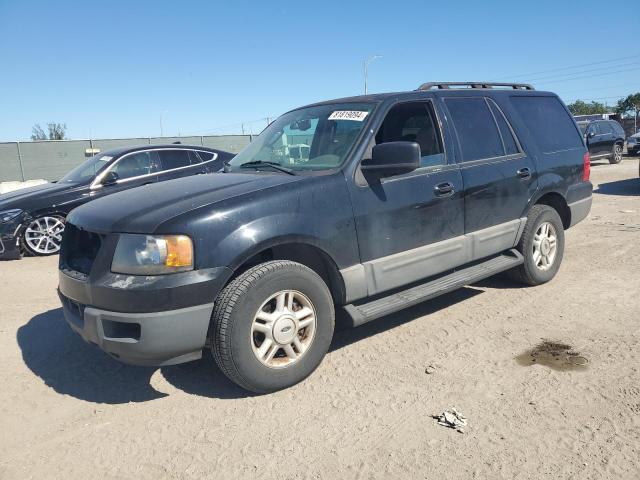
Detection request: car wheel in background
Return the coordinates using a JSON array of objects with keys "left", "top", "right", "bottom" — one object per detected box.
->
[
  {"left": 609, "top": 143, "right": 623, "bottom": 164},
  {"left": 509, "top": 204, "right": 565, "bottom": 286},
  {"left": 21, "top": 215, "right": 65, "bottom": 256},
  {"left": 210, "top": 260, "right": 335, "bottom": 393}
]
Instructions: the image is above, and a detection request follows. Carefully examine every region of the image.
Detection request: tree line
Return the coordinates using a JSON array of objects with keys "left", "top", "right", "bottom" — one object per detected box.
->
[
  {"left": 568, "top": 93, "right": 640, "bottom": 124},
  {"left": 30, "top": 123, "right": 67, "bottom": 141}
]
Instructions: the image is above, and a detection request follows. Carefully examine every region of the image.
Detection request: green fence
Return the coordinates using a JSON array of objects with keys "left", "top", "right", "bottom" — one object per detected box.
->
[{"left": 0, "top": 135, "right": 253, "bottom": 182}]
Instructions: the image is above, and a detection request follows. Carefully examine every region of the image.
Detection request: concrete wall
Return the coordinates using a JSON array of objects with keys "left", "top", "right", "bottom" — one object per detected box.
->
[{"left": 0, "top": 135, "right": 253, "bottom": 182}]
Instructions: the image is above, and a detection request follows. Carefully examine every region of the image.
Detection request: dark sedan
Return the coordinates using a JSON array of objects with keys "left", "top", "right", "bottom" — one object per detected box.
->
[{"left": 0, "top": 144, "right": 233, "bottom": 260}]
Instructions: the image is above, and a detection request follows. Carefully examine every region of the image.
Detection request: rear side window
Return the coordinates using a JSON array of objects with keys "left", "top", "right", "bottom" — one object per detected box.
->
[
  {"left": 611, "top": 121, "right": 625, "bottom": 136},
  {"left": 197, "top": 151, "right": 216, "bottom": 162},
  {"left": 445, "top": 98, "right": 504, "bottom": 161},
  {"left": 510, "top": 96, "right": 583, "bottom": 153},
  {"left": 157, "top": 150, "right": 191, "bottom": 170}
]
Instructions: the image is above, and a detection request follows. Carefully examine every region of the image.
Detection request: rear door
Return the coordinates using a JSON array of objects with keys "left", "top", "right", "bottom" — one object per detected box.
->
[
  {"left": 443, "top": 96, "right": 536, "bottom": 259},
  {"left": 595, "top": 121, "right": 615, "bottom": 156}
]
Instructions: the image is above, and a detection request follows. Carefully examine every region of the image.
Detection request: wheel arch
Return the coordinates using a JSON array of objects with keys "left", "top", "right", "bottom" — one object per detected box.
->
[
  {"left": 226, "top": 237, "right": 346, "bottom": 305},
  {"left": 531, "top": 191, "right": 571, "bottom": 229}
]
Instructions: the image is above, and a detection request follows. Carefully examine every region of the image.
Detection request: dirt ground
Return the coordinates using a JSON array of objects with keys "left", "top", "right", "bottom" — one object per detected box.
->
[{"left": 1, "top": 159, "right": 639, "bottom": 480}]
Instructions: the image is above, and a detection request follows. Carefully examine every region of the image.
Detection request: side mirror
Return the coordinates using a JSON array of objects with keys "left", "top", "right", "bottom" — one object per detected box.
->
[
  {"left": 587, "top": 131, "right": 596, "bottom": 139},
  {"left": 101, "top": 171, "right": 119, "bottom": 186},
  {"left": 361, "top": 141, "right": 421, "bottom": 177}
]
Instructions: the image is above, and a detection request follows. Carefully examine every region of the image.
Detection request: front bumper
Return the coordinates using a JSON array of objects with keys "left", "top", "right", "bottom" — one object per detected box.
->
[
  {"left": 58, "top": 260, "right": 232, "bottom": 365},
  {"left": 59, "top": 291, "right": 214, "bottom": 366}
]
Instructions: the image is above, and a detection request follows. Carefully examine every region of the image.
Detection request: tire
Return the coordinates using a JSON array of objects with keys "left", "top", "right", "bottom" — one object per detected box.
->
[
  {"left": 21, "top": 215, "right": 66, "bottom": 256},
  {"left": 609, "top": 143, "right": 623, "bottom": 164},
  {"left": 509, "top": 205, "right": 565, "bottom": 286},
  {"left": 210, "top": 260, "right": 335, "bottom": 393}
]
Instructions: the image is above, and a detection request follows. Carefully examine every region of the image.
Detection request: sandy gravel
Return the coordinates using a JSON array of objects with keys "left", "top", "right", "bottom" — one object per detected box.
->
[{"left": 0, "top": 159, "right": 639, "bottom": 480}]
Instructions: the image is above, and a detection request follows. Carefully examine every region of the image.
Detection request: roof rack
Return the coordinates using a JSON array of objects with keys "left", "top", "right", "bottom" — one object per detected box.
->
[{"left": 417, "top": 82, "right": 535, "bottom": 91}]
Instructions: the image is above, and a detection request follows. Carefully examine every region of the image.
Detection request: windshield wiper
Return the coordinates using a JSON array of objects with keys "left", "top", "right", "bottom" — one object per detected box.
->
[{"left": 239, "top": 161, "right": 295, "bottom": 175}]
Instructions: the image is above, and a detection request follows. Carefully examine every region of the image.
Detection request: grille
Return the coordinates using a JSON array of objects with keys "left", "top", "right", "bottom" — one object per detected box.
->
[{"left": 60, "top": 223, "right": 103, "bottom": 276}]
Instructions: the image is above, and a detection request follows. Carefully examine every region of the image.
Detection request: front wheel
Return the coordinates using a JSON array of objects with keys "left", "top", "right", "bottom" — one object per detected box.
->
[
  {"left": 509, "top": 205, "right": 565, "bottom": 286},
  {"left": 609, "top": 143, "right": 623, "bottom": 164},
  {"left": 210, "top": 260, "right": 335, "bottom": 393},
  {"left": 21, "top": 215, "right": 65, "bottom": 256}
]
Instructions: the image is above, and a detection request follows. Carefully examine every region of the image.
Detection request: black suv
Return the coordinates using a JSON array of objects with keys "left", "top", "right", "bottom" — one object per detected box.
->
[
  {"left": 0, "top": 144, "right": 232, "bottom": 260},
  {"left": 578, "top": 119, "right": 625, "bottom": 164},
  {"left": 58, "top": 82, "right": 592, "bottom": 393}
]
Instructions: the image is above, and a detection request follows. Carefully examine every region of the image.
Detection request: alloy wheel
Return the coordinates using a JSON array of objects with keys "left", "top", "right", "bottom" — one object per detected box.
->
[
  {"left": 532, "top": 221, "right": 557, "bottom": 271},
  {"left": 614, "top": 144, "right": 622, "bottom": 162},
  {"left": 24, "top": 216, "right": 65, "bottom": 255},
  {"left": 250, "top": 290, "right": 317, "bottom": 368}
]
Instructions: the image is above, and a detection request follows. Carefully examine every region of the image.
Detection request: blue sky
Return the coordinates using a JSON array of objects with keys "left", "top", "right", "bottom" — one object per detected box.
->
[{"left": 1, "top": 0, "right": 638, "bottom": 141}]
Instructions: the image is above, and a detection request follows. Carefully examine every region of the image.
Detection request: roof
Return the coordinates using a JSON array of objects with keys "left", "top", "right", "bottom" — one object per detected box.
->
[
  {"left": 298, "top": 82, "right": 553, "bottom": 111},
  {"left": 101, "top": 144, "right": 223, "bottom": 157}
]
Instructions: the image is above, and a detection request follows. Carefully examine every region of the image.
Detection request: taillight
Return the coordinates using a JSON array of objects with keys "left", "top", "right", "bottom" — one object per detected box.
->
[{"left": 583, "top": 151, "right": 590, "bottom": 182}]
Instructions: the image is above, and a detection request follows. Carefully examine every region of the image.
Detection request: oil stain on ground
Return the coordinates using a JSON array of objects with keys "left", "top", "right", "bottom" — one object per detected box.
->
[{"left": 516, "top": 340, "right": 588, "bottom": 371}]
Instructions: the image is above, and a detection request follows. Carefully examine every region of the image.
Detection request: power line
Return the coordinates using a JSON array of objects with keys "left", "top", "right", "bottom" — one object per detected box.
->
[
  {"left": 494, "top": 53, "right": 640, "bottom": 80},
  {"left": 525, "top": 61, "right": 640, "bottom": 82},
  {"left": 534, "top": 66, "right": 640, "bottom": 85},
  {"left": 554, "top": 82, "right": 640, "bottom": 96}
]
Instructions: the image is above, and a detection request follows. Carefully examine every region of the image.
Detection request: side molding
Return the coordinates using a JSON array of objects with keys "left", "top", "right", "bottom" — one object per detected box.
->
[{"left": 340, "top": 218, "right": 526, "bottom": 302}]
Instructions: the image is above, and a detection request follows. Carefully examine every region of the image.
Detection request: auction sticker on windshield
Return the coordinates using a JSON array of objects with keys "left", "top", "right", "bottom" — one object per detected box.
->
[{"left": 328, "top": 111, "right": 369, "bottom": 121}]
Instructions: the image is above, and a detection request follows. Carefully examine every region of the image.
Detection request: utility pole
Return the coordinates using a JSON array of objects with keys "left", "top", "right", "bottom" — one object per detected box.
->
[
  {"left": 363, "top": 55, "right": 382, "bottom": 95},
  {"left": 160, "top": 110, "right": 168, "bottom": 137}
]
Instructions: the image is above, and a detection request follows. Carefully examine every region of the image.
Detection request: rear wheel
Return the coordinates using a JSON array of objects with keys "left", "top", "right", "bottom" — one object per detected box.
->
[
  {"left": 509, "top": 205, "right": 565, "bottom": 286},
  {"left": 210, "top": 260, "right": 335, "bottom": 393},
  {"left": 21, "top": 215, "right": 65, "bottom": 256},
  {"left": 609, "top": 143, "right": 623, "bottom": 164}
]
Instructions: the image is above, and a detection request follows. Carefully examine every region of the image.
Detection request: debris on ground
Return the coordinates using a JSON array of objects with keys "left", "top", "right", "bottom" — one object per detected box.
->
[
  {"left": 434, "top": 407, "right": 468, "bottom": 433},
  {"left": 424, "top": 365, "right": 437, "bottom": 374}
]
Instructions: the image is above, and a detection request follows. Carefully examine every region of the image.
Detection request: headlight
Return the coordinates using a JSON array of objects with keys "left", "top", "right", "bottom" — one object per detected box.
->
[
  {"left": 0, "top": 209, "right": 23, "bottom": 224},
  {"left": 112, "top": 234, "right": 194, "bottom": 275},
  {"left": 628, "top": 137, "right": 638, "bottom": 144}
]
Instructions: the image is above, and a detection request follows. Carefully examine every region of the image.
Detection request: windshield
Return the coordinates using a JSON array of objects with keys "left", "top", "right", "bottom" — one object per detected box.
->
[
  {"left": 59, "top": 154, "right": 113, "bottom": 183},
  {"left": 227, "top": 102, "right": 376, "bottom": 172}
]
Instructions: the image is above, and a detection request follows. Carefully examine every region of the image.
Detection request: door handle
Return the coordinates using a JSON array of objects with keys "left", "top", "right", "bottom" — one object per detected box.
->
[
  {"left": 434, "top": 182, "right": 454, "bottom": 197},
  {"left": 517, "top": 167, "right": 531, "bottom": 179}
]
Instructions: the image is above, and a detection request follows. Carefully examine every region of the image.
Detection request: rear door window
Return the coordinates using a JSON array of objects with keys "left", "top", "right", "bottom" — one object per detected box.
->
[
  {"left": 188, "top": 150, "right": 202, "bottom": 164},
  {"left": 157, "top": 150, "right": 192, "bottom": 171},
  {"left": 487, "top": 99, "right": 520, "bottom": 155},
  {"left": 444, "top": 98, "right": 504, "bottom": 161},
  {"left": 597, "top": 122, "right": 613, "bottom": 135},
  {"left": 510, "top": 96, "right": 583, "bottom": 153}
]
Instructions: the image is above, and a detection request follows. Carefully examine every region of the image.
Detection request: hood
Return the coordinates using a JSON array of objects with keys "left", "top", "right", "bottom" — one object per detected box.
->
[
  {"left": 0, "top": 182, "right": 84, "bottom": 213},
  {"left": 67, "top": 172, "right": 305, "bottom": 234}
]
